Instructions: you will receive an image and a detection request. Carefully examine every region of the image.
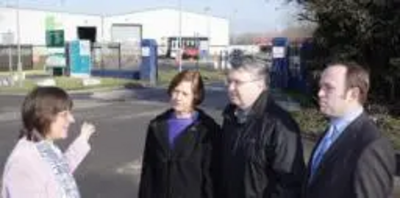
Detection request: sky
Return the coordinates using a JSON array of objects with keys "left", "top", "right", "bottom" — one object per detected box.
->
[{"left": 1, "top": 0, "right": 300, "bottom": 34}]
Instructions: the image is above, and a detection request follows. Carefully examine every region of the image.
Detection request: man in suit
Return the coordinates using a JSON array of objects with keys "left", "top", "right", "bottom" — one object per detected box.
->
[{"left": 304, "top": 62, "right": 396, "bottom": 198}]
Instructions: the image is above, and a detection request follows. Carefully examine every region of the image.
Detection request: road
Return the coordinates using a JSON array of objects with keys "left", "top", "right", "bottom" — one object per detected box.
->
[
  {"left": 0, "top": 87, "right": 226, "bottom": 197},
  {"left": 0, "top": 87, "right": 399, "bottom": 197}
]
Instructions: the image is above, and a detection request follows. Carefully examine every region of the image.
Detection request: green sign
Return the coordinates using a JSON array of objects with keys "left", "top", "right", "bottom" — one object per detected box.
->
[
  {"left": 45, "top": 15, "right": 62, "bottom": 30},
  {"left": 46, "top": 30, "right": 65, "bottom": 47},
  {"left": 45, "top": 16, "right": 55, "bottom": 30}
]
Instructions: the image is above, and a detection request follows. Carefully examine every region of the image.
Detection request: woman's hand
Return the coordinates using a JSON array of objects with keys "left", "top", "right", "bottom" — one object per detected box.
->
[{"left": 80, "top": 122, "right": 96, "bottom": 141}]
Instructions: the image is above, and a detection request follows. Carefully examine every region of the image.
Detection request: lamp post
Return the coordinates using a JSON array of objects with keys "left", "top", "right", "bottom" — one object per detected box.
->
[
  {"left": 204, "top": 6, "right": 210, "bottom": 61},
  {"left": 16, "top": 0, "right": 23, "bottom": 87},
  {"left": 231, "top": 9, "right": 237, "bottom": 45},
  {"left": 178, "top": 0, "right": 183, "bottom": 72},
  {"left": 100, "top": 14, "right": 105, "bottom": 70}
]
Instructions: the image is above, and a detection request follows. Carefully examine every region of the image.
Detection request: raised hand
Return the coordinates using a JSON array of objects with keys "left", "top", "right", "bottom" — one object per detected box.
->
[{"left": 80, "top": 122, "right": 96, "bottom": 141}]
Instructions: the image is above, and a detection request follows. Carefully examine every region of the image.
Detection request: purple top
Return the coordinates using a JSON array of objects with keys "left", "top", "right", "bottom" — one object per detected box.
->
[{"left": 167, "top": 111, "right": 198, "bottom": 148}]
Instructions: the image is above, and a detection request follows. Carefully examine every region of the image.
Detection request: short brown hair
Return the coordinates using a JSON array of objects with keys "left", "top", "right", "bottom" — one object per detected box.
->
[
  {"left": 167, "top": 70, "right": 205, "bottom": 106},
  {"left": 328, "top": 62, "right": 370, "bottom": 104},
  {"left": 20, "top": 86, "right": 73, "bottom": 141}
]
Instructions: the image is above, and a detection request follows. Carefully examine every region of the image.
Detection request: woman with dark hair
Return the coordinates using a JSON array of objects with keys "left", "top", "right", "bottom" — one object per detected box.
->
[
  {"left": 1, "top": 86, "right": 96, "bottom": 198},
  {"left": 139, "top": 70, "right": 221, "bottom": 198}
]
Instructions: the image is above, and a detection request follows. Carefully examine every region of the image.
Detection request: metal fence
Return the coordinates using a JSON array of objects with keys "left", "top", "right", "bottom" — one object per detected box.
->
[
  {"left": 32, "top": 45, "right": 56, "bottom": 71},
  {"left": 92, "top": 42, "right": 141, "bottom": 71},
  {"left": 92, "top": 43, "right": 121, "bottom": 70},
  {"left": 0, "top": 45, "right": 33, "bottom": 72},
  {"left": 0, "top": 42, "right": 142, "bottom": 73}
]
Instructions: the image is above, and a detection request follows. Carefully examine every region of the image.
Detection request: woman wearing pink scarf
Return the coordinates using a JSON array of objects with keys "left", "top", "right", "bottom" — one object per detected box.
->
[{"left": 2, "top": 87, "right": 96, "bottom": 198}]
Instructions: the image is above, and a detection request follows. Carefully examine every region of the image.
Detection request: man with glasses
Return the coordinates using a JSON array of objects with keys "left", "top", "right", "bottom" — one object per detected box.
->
[{"left": 217, "top": 55, "right": 305, "bottom": 198}]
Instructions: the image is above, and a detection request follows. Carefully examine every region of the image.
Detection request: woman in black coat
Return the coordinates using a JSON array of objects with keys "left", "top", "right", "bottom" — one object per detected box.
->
[{"left": 139, "top": 70, "right": 221, "bottom": 198}]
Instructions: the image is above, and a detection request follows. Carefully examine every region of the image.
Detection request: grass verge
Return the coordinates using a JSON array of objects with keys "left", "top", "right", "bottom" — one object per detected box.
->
[
  {"left": 286, "top": 90, "right": 400, "bottom": 150},
  {"left": 0, "top": 77, "right": 143, "bottom": 94}
]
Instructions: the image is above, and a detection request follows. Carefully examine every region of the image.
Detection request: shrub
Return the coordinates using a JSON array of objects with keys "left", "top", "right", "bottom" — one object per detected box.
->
[
  {"left": 291, "top": 107, "right": 400, "bottom": 150},
  {"left": 291, "top": 108, "right": 327, "bottom": 140}
]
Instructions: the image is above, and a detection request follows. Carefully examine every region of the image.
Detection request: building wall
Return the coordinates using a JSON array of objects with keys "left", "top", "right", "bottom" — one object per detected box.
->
[
  {"left": 0, "top": 7, "right": 102, "bottom": 45},
  {"left": 0, "top": 7, "right": 229, "bottom": 49},
  {"left": 105, "top": 8, "right": 229, "bottom": 47}
]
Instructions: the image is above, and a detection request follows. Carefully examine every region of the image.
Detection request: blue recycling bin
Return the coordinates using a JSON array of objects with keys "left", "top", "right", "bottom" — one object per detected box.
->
[
  {"left": 66, "top": 40, "right": 92, "bottom": 77},
  {"left": 297, "top": 40, "right": 313, "bottom": 93},
  {"left": 140, "top": 39, "right": 158, "bottom": 86},
  {"left": 270, "top": 37, "right": 290, "bottom": 89}
]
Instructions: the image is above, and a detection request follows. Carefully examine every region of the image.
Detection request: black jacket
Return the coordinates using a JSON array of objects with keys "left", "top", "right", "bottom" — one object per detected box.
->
[
  {"left": 303, "top": 113, "right": 396, "bottom": 198},
  {"left": 219, "top": 91, "right": 306, "bottom": 198},
  {"left": 138, "top": 109, "right": 221, "bottom": 198}
]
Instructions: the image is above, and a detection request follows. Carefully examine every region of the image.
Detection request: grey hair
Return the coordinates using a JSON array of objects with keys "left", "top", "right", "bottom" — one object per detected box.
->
[{"left": 229, "top": 55, "right": 270, "bottom": 86}]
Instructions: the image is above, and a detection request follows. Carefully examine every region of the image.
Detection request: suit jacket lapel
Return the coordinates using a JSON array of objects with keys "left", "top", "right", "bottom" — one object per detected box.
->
[
  {"left": 308, "top": 113, "right": 367, "bottom": 186},
  {"left": 308, "top": 128, "right": 350, "bottom": 186},
  {"left": 306, "top": 127, "right": 329, "bottom": 184}
]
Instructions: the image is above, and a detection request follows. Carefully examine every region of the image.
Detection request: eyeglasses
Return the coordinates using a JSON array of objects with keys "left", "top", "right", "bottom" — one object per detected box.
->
[{"left": 224, "top": 78, "right": 263, "bottom": 87}]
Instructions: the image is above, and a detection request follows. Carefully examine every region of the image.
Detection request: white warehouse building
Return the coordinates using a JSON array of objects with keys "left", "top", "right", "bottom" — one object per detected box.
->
[
  {"left": 0, "top": 7, "right": 230, "bottom": 57},
  {"left": 105, "top": 8, "right": 230, "bottom": 57}
]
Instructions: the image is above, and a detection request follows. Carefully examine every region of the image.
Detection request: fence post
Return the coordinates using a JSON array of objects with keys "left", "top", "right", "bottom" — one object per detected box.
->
[
  {"left": 29, "top": 45, "right": 33, "bottom": 71},
  {"left": 101, "top": 43, "right": 104, "bottom": 70},
  {"left": 8, "top": 45, "right": 13, "bottom": 74},
  {"left": 118, "top": 43, "right": 122, "bottom": 70}
]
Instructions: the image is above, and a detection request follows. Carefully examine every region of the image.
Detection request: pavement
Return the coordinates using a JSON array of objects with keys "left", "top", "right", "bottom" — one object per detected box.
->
[{"left": 0, "top": 85, "right": 399, "bottom": 197}]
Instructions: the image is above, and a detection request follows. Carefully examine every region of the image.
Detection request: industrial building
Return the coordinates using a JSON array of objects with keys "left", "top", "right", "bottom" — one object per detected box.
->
[{"left": 0, "top": 7, "right": 230, "bottom": 57}]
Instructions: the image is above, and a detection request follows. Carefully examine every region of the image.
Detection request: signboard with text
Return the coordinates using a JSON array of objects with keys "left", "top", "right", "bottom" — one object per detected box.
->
[
  {"left": 67, "top": 40, "right": 92, "bottom": 77},
  {"left": 46, "top": 30, "right": 65, "bottom": 47}
]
